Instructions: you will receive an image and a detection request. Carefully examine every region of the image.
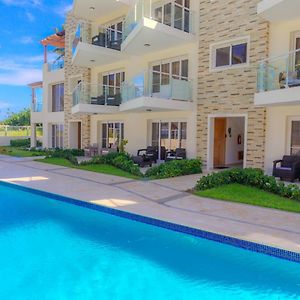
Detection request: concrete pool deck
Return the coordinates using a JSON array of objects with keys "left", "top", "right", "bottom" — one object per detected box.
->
[{"left": 0, "top": 155, "right": 299, "bottom": 254}]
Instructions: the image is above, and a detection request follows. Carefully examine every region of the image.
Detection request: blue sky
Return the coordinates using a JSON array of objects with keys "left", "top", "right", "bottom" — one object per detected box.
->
[{"left": 0, "top": 0, "right": 72, "bottom": 121}]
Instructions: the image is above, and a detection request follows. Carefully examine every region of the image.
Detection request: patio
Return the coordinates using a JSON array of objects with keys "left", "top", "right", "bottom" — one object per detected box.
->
[{"left": 0, "top": 154, "right": 299, "bottom": 254}]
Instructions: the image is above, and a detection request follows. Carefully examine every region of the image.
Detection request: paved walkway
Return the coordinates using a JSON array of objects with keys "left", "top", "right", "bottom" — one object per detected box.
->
[{"left": 0, "top": 155, "right": 299, "bottom": 254}]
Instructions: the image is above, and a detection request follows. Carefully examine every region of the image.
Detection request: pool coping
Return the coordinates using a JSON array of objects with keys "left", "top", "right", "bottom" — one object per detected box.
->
[{"left": 2, "top": 180, "right": 300, "bottom": 264}]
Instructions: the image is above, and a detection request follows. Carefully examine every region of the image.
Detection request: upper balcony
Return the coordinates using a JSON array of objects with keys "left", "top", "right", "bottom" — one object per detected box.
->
[
  {"left": 257, "top": 0, "right": 300, "bottom": 22},
  {"left": 72, "top": 24, "right": 127, "bottom": 68},
  {"left": 122, "top": 0, "right": 196, "bottom": 55},
  {"left": 72, "top": 83, "right": 120, "bottom": 114},
  {"left": 47, "top": 60, "right": 64, "bottom": 72},
  {"left": 120, "top": 71, "right": 193, "bottom": 112},
  {"left": 72, "top": 0, "right": 133, "bottom": 21},
  {"left": 254, "top": 49, "right": 300, "bottom": 106}
]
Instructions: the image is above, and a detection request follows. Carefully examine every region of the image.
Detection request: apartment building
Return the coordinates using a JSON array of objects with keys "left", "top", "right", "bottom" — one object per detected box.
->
[
  {"left": 30, "top": 0, "right": 300, "bottom": 173},
  {"left": 30, "top": 31, "right": 65, "bottom": 149},
  {"left": 255, "top": 0, "right": 300, "bottom": 173}
]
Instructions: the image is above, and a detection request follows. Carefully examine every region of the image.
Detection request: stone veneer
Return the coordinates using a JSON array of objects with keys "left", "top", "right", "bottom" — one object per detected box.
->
[
  {"left": 197, "top": 0, "right": 269, "bottom": 168},
  {"left": 64, "top": 13, "right": 91, "bottom": 149}
]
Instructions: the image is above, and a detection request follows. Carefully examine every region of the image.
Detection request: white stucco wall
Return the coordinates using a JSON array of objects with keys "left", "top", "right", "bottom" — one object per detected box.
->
[{"left": 264, "top": 105, "right": 300, "bottom": 174}]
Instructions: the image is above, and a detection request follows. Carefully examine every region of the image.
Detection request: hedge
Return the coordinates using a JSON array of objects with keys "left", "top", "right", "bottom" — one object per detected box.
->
[
  {"left": 195, "top": 168, "right": 300, "bottom": 202},
  {"left": 145, "top": 159, "right": 202, "bottom": 179}
]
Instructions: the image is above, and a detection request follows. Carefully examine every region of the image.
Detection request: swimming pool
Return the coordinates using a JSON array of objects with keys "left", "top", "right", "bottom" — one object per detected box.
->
[{"left": 0, "top": 182, "right": 299, "bottom": 299}]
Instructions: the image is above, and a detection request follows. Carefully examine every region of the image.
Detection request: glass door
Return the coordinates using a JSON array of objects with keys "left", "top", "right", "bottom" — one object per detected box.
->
[{"left": 291, "top": 31, "right": 300, "bottom": 71}]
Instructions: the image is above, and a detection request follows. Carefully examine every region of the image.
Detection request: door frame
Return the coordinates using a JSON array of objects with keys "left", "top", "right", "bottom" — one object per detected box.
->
[
  {"left": 68, "top": 120, "right": 82, "bottom": 149},
  {"left": 207, "top": 113, "right": 248, "bottom": 170}
]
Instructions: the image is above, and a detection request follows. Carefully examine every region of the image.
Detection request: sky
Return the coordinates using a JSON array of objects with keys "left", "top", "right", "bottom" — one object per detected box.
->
[{"left": 0, "top": 0, "right": 72, "bottom": 121}]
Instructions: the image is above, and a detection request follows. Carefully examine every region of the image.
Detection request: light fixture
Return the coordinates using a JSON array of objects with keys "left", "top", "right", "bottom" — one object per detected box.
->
[
  {"left": 89, "top": 6, "right": 95, "bottom": 10},
  {"left": 146, "top": 109, "right": 152, "bottom": 112},
  {"left": 144, "top": 43, "right": 151, "bottom": 47},
  {"left": 90, "top": 59, "right": 95, "bottom": 63}
]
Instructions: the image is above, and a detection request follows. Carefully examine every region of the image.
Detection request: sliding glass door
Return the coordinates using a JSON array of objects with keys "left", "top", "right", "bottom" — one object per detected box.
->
[
  {"left": 102, "top": 122, "right": 124, "bottom": 149},
  {"left": 151, "top": 121, "right": 187, "bottom": 160},
  {"left": 52, "top": 124, "right": 64, "bottom": 149}
]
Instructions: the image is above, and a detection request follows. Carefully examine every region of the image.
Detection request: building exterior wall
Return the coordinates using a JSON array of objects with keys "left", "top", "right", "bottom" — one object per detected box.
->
[
  {"left": 64, "top": 12, "right": 91, "bottom": 149},
  {"left": 197, "top": 0, "right": 269, "bottom": 169}
]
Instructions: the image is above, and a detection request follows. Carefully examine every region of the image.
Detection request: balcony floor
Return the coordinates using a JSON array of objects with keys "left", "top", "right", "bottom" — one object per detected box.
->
[
  {"left": 72, "top": 103, "right": 120, "bottom": 115},
  {"left": 72, "top": 42, "right": 127, "bottom": 68},
  {"left": 121, "top": 17, "right": 196, "bottom": 56},
  {"left": 119, "top": 96, "right": 194, "bottom": 112}
]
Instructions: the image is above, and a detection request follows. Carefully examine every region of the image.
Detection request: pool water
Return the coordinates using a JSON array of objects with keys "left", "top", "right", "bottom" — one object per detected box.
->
[{"left": 0, "top": 183, "right": 299, "bottom": 299}]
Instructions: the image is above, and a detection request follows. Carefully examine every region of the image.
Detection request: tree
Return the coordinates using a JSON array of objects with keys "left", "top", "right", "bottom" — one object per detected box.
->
[{"left": 1, "top": 108, "right": 31, "bottom": 126}]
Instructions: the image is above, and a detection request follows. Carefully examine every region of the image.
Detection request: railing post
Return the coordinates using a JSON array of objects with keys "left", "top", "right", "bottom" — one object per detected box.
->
[
  {"left": 5, "top": 125, "right": 7, "bottom": 137},
  {"left": 285, "top": 55, "right": 289, "bottom": 89},
  {"left": 258, "top": 62, "right": 265, "bottom": 92}
]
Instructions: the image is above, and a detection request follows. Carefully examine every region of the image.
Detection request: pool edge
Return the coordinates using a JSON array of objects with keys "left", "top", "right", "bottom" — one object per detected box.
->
[{"left": 1, "top": 180, "right": 300, "bottom": 264}]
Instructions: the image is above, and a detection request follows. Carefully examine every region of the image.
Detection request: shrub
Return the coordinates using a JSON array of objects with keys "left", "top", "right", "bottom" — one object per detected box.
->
[
  {"left": 10, "top": 138, "right": 30, "bottom": 148},
  {"left": 145, "top": 159, "right": 202, "bottom": 179},
  {"left": 195, "top": 168, "right": 300, "bottom": 202},
  {"left": 45, "top": 148, "right": 84, "bottom": 165},
  {"left": 81, "top": 152, "right": 143, "bottom": 177}
]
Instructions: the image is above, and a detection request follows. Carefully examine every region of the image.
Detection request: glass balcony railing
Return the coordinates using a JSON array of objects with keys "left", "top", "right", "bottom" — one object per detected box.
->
[
  {"left": 72, "top": 83, "right": 122, "bottom": 107},
  {"left": 48, "top": 60, "right": 64, "bottom": 72},
  {"left": 121, "top": 71, "right": 192, "bottom": 103},
  {"left": 72, "top": 23, "right": 122, "bottom": 56},
  {"left": 32, "top": 101, "right": 43, "bottom": 113},
  {"left": 257, "top": 49, "right": 300, "bottom": 93},
  {"left": 123, "top": 0, "right": 194, "bottom": 41}
]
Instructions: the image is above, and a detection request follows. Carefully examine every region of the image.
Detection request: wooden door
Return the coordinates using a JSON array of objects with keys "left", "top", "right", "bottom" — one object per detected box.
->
[
  {"left": 214, "top": 118, "right": 226, "bottom": 167},
  {"left": 77, "top": 122, "right": 82, "bottom": 149}
]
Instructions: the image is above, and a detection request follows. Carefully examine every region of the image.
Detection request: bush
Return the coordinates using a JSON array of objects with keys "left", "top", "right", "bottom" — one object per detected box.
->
[
  {"left": 195, "top": 168, "right": 300, "bottom": 202},
  {"left": 45, "top": 148, "right": 84, "bottom": 165},
  {"left": 10, "top": 138, "right": 30, "bottom": 148},
  {"left": 145, "top": 159, "right": 202, "bottom": 179},
  {"left": 81, "top": 152, "right": 143, "bottom": 177}
]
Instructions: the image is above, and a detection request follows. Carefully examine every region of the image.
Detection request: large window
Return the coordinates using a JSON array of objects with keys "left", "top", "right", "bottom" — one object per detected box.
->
[
  {"left": 52, "top": 83, "right": 64, "bottom": 112},
  {"left": 102, "top": 122, "right": 124, "bottom": 149},
  {"left": 102, "top": 71, "right": 125, "bottom": 96},
  {"left": 211, "top": 38, "right": 249, "bottom": 70},
  {"left": 153, "top": 0, "right": 191, "bottom": 33},
  {"left": 291, "top": 121, "right": 300, "bottom": 155},
  {"left": 152, "top": 121, "right": 187, "bottom": 151},
  {"left": 152, "top": 58, "right": 188, "bottom": 94},
  {"left": 52, "top": 124, "right": 64, "bottom": 149},
  {"left": 106, "top": 21, "right": 123, "bottom": 43}
]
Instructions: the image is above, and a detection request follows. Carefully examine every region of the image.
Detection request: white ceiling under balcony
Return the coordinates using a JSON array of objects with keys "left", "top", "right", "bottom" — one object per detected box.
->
[
  {"left": 257, "top": 0, "right": 300, "bottom": 22},
  {"left": 121, "top": 18, "right": 196, "bottom": 56},
  {"left": 72, "top": 42, "right": 127, "bottom": 68},
  {"left": 72, "top": 0, "right": 132, "bottom": 21}
]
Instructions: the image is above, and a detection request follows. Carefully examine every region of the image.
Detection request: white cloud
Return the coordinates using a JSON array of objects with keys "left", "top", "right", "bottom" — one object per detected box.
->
[
  {"left": 0, "top": 0, "right": 42, "bottom": 7},
  {"left": 25, "top": 11, "right": 35, "bottom": 22},
  {"left": 0, "top": 69, "right": 42, "bottom": 86},
  {"left": 56, "top": 2, "right": 72, "bottom": 17},
  {"left": 19, "top": 36, "right": 35, "bottom": 44},
  {"left": 0, "top": 101, "right": 10, "bottom": 110}
]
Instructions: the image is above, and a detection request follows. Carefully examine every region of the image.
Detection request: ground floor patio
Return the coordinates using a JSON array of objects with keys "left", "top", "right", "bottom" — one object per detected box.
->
[{"left": 0, "top": 155, "right": 299, "bottom": 254}]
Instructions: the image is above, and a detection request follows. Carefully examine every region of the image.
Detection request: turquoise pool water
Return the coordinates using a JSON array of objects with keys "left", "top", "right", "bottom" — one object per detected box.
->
[{"left": 0, "top": 183, "right": 299, "bottom": 299}]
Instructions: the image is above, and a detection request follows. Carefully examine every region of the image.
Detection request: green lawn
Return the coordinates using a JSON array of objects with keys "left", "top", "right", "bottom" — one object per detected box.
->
[
  {"left": 195, "top": 183, "right": 300, "bottom": 213},
  {"left": 0, "top": 146, "right": 46, "bottom": 157},
  {"left": 36, "top": 157, "right": 141, "bottom": 180}
]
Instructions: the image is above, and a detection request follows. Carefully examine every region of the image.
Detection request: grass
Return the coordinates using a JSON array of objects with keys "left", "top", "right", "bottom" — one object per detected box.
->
[
  {"left": 195, "top": 183, "right": 300, "bottom": 213},
  {"left": 0, "top": 146, "right": 46, "bottom": 157},
  {"left": 36, "top": 157, "right": 141, "bottom": 180}
]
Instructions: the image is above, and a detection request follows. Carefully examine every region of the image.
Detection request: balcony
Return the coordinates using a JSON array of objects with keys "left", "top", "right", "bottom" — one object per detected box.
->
[
  {"left": 122, "top": 0, "right": 195, "bottom": 55},
  {"left": 72, "top": 26, "right": 127, "bottom": 68},
  {"left": 48, "top": 60, "right": 64, "bottom": 72},
  {"left": 255, "top": 49, "right": 300, "bottom": 106},
  {"left": 120, "top": 72, "right": 193, "bottom": 112},
  {"left": 72, "top": 83, "right": 120, "bottom": 114},
  {"left": 72, "top": 0, "right": 132, "bottom": 21},
  {"left": 257, "top": 0, "right": 300, "bottom": 22}
]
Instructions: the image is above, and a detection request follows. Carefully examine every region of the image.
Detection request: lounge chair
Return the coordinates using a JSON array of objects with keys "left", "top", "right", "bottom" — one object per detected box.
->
[
  {"left": 273, "top": 155, "right": 300, "bottom": 182},
  {"left": 166, "top": 148, "right": 187, "bottom": 162}
]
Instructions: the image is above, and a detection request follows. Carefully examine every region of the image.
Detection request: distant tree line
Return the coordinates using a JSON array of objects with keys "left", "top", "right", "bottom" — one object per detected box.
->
[{"left": 0, "top": 108, "right": 30, "bottom": 126}]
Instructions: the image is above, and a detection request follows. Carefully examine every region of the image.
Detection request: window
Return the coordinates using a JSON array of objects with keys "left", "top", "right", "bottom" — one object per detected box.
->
[
  {"left": 102, "top": 71, "right": 125, "bottom": 96},
  {"left": 106, "top": 21, "right": 123, "bottom": 43},
  {"left": 212, "top": 38, "right": 249, "bottom": 70},
  {"left": 153, "top": 0, "right": 190, "bottom": 33},
  {"left": 291, "top": 121, "right": 300, "bottom": 155},
  {"left": 102, "top": 122, "right": 124, "bottom": 149},
  {"left": 151, "top": 58, "right": 188, "bottom": 94},
  {"left": 52, "top": 124, "right": 64, "bottom": 148},
  {"left": 52, "top": 83, "right": 64, "bottom": 112}
]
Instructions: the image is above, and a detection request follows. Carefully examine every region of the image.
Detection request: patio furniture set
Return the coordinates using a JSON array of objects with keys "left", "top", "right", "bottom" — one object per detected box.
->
[
  {"left": 90, "top": 94, "right": 122, "bottom": 106},
  {"left": 92, "top": 33, "right": 121, "bottom": 51}
]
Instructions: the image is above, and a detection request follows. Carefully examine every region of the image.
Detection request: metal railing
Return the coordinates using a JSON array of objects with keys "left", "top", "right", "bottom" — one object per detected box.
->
[
  {"left": 72, "top": 83, "right": 122, "bottom": 107},
  {"left": 257, "top": 48, "right": 300, "bottom": 92},
  {"left": 123, "top": 0, "right": 195, "bottom": 41},
  {"left": 121, "top": 71, "right": 192, "bottom": 103}
]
